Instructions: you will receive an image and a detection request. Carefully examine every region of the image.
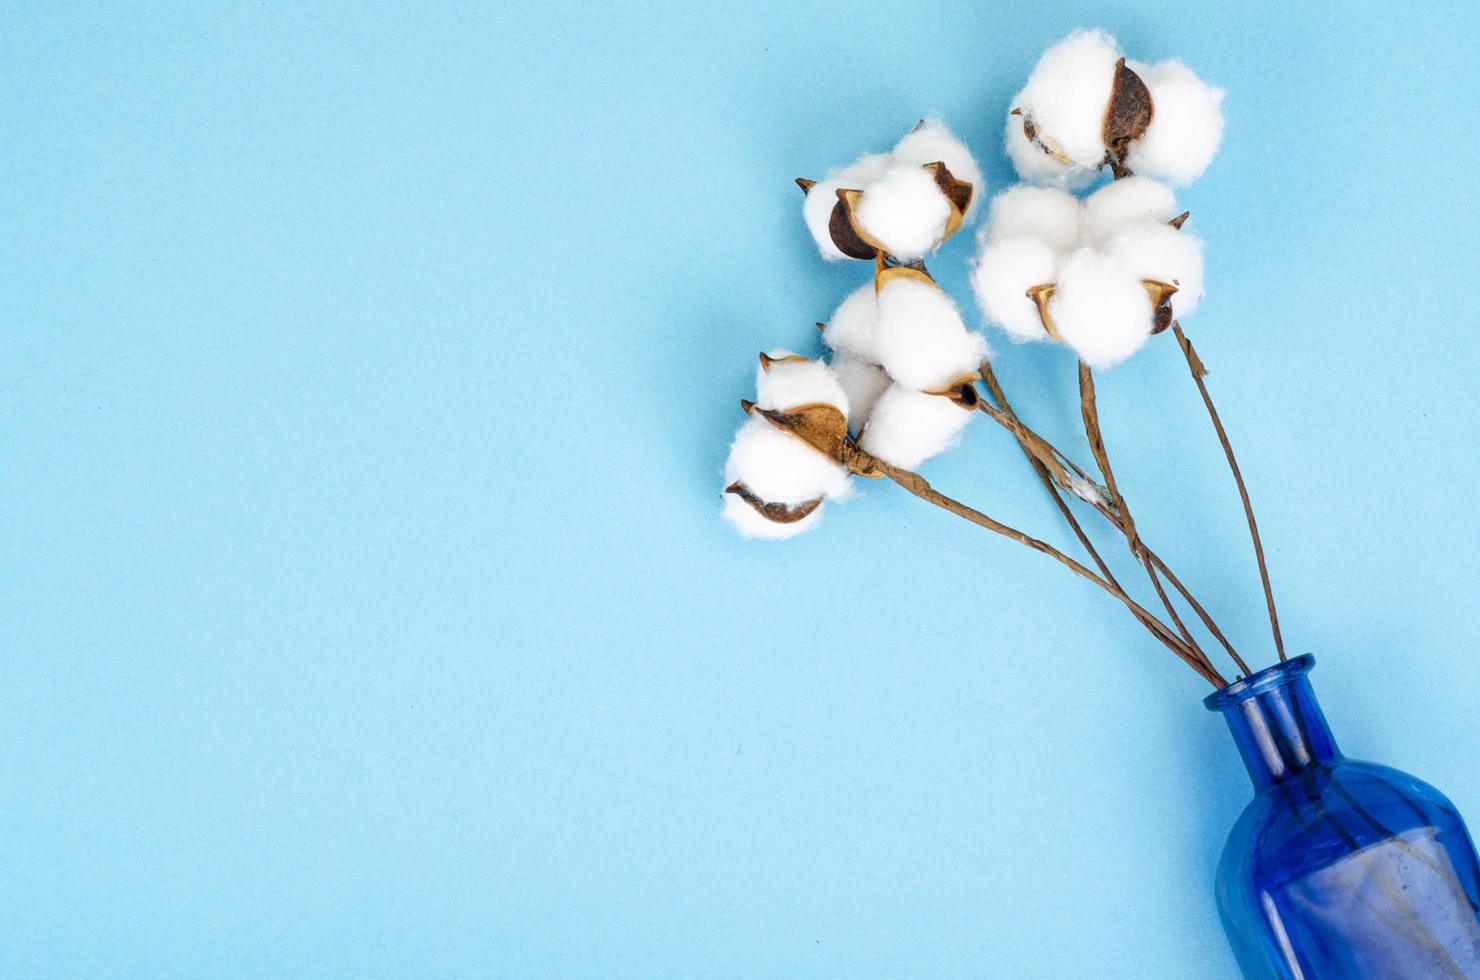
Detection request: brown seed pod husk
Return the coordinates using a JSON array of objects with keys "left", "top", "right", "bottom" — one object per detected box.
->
[
  {"left": 795, "top": 177, "right": 816, "bottom": 192},
  {"left": 1103, "top": 58, "right": 1153, "bottom": 172},
  {"left": 926, "top": 372, "right": 983, "bottom": 410},
  {"left": 1026, "top": 282, "right": 1061, "bottom": 339},
  {"left": 873, "top": 254, "right": 937, "bottom": 293},
  {"left": 758, "top": 351, "right": 809, "bottom": 371},
  {"left": 1169, "top": 210, "right": 1190, "bottom": 230},
  {"left": 924, "top": 161, "right": 973, "bottom": 243},
  {"left": 1015, "top": 111, "right": 1073, "bottom": 165},
  {"left": 1143, "top": 279, "right": 1179, "bottom": 334},
  {"left": 828, "top": 189, "right": 883, "bottom": 260},
  {"left": 724, "top": 482, "right": 823, "bottom": 525},
  {"left": 753, "top": 403, "right": 849, "bottom": 464}
]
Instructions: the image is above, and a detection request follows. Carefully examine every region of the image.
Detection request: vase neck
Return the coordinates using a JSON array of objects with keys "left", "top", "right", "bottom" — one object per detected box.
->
[{"left": 1205, "top": 655, "right": 1341, "bottom": 791}]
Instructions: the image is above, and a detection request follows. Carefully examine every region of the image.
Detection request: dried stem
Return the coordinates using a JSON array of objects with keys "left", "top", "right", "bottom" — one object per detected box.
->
[
  {"left": 1172, "top": 323, "right": 1286, "bottom": 662},
  {"left": 1076, "top": 362, "right": 1224, "bottom": 678},
  {"left": 978, "top": 360, "right": 1250, "bottom": 679},
  {"left": 844, "top": 444, "right": 1224, "bottom": 687}
]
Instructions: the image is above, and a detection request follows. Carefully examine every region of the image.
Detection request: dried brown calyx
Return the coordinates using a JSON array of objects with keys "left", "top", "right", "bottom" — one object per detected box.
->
[
  {"left": 828, "top": 189, "right": 883, "bottom": 259},
  {"left": 873, "top": 252, "right": 935, "bottom": 292},
  {"left": 1011, "top": 107, "right": 1073, "bottom": 165},
  {"left": 1144, "top": 280, "right": 1179, "bottom": 334},
  {"left": 723, "top": 482, "right": 823, "bottom": 524},
  {"left": 743, "top": 399, "right": 849, "bottom": 465},
  {"left": 926, "top": 372, "right": 984, "bottom": 410},
  {"left": 1027, "top": 283, "right": 1060, "bottom": 339},
  {"left": 758, "top": 351, "right": 809, "bottom": 371},
  {"left": 925, "top": 161, "right": 973, "bottom": 242},
  {"left": 1103, "top": 58, "right": 1154, "bottom": 178}
]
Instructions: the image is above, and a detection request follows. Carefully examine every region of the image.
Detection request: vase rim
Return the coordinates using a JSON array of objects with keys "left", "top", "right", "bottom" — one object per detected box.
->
[{"left": 1203, "top": 653, "right": 1315, "bottom": 712}]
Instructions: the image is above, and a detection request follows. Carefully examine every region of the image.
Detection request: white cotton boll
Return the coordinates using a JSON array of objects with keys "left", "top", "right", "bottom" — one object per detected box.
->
[
  {"left": 874, "top": 277, "right": 989, "bottom": 391},
  {"left": 1050, "top": 248, "right": 1154, "bottom": 368},
  {"left": 1081, "top": 176, "right": 1179, "bottom": 244},
  {"left": 853, "top": 166, "right": 953, "bottom": 262},
  {"left": 754, "top": 352, "right": 850, "bottom": 417},
  {"left": 802, "top": 152, "right": 892, "bottom": 261},
  {"left": 724, "top": 418, "right": 852, "bottom": 504},
  {"left": 972, "top": 235, "right": 1062, "bottom": 342},
  {"left": 829, "top": 353, "right": 891, "bottom": 434},
  {"left": 986, "top": 184, "right": 1082, "bottom": 252},
  {"left": 1014, "top": 29, "right": 1123, "bottom": 166},
  {"left": 858, "top": 385, "right": 973, "bottom": 469},
  {"left": 721, "top": 491, "right": 823, "bottom": 540},
  {"left": 1123, "top": 59, "right": 1225, "bottom": 186},
  {"left": 822, "top": 282, "right": 881, "bottom": 361},
  {"left": 889, "top": 117, "right": 985, "bottom": 220},
  {"left": 1105, "top": 222, "right": 1205, "bottom": 319}
]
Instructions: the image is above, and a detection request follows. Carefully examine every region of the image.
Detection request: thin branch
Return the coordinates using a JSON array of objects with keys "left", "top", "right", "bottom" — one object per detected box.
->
[
  {"left": 845, "top": 445, "right": 1224, "bottom": 687},
  {"left": 1077, "top": 361, "right": 1221, "bottom": 678},
  {"left": 980, "top": 360, "right": 1248, "bottom": 679},
  {"left": 1172, "top": 323, "right": 1286, "bottom": 662}
]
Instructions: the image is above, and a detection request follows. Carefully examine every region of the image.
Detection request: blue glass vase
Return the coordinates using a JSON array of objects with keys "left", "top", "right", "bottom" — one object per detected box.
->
[{"left": 1208, "top": 654, "right": 1480, "bottom": 977}]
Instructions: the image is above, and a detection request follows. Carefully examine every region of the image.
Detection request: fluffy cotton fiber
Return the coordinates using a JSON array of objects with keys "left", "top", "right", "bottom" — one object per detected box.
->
[
  {"left": 1104, "top": 222, "right": 1204, "bottom": 319},
  {"left": 801, "top": 119, "right": 983, "bottom": 261},
  {"left": 1006, "top": 32, "right": 1224, "bottom": 189},
  {"left": 829, "top": 353, "right": 891, "bottom": 434},
  {"left": 858, "top": 385, "right": 974, "bottom": 469},
  {"left": 986, "top": 185, "right": 1082, "bottom": 251},
  {"left": 1080, "top": 176, "right": 1179, "bottom": 245},
  {"left": 874, "top": 277, "right": 989, "bottom": 391},
  {"left": 971, "top": 234, "right": 1062, "bottom": 343},
  {"left": 1123, "top": 59, "right": 1225, "bottom": 186},
  {"left": 754, "top": 351, "right": 850, "bottom": 417},
  {"left": 1048, "top": 247, "right": 1155, "bottom": 368},
  {"left": 1006, "top": 29, "right": 1122, "bottom": 185},
  {"left": 822, "top": 283, "right": 882, "bottom": 362},
  {"left": 889, "top": 116, "right": 986, "bottom": 220},
  {"left": 853, "top": 166, "right": 953, "bottom": 263}
]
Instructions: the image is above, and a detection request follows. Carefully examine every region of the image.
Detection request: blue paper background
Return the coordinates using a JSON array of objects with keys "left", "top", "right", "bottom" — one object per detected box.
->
[{"left": 5, "top": 1, "right": 1478, "bottom": 976}]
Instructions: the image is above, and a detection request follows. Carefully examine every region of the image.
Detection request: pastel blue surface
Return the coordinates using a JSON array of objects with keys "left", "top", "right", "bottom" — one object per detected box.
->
[{"left": 4, "top": 2, "right": 1477, "bottom": 976}]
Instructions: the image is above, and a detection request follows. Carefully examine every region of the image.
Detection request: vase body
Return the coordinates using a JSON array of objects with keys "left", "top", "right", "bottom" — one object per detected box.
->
[{"left": 1209, "top": 655, "right": 1480, "bottom": 978}]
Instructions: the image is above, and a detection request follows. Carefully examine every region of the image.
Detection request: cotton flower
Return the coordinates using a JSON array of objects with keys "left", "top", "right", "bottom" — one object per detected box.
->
[
  {"left": 799, "top": 118, "right": 982, "bottom": 262},
  {"left": 1008, "top": 29, "right": 1122, "bottom": 182},
  {"left": 858, "top": 384, "right": 974, "bottom": 469},
  {"left": 971, "top": 177, "right": 1204, "bottom": 367},
  {"left": 874, "top": 272, "right": 989, "bottom": 392},
  {"left": 1005, "top": 29, "right": 1224, "bottom": 188},
  {"left": 722, "top": 356, "right": 854, "bottom": 540}
]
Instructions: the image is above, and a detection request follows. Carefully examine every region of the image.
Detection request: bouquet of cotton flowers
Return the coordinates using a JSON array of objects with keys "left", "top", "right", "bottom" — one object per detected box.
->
[
  {"left": 720, "top": 33, "right": 1480, "bottom": 970},
  {"left": 720, "top": 30, "right": 1268, "bottom": 688}
]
